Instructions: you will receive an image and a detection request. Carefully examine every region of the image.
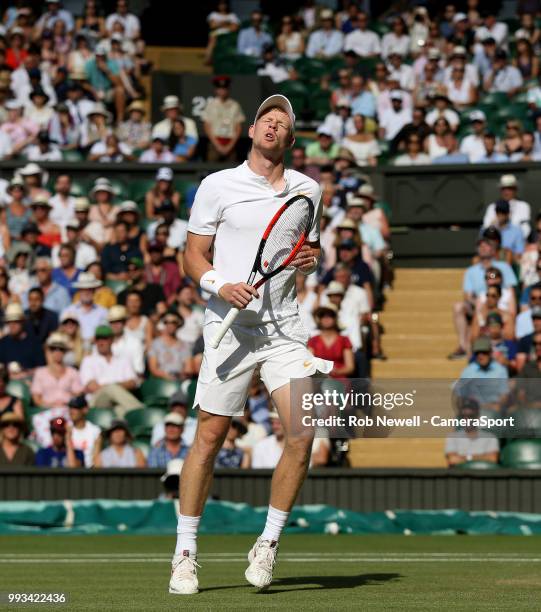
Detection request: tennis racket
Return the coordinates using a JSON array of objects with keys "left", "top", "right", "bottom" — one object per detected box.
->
[{"left": 209, "top": 193, "right": 315, "bottom": 349}]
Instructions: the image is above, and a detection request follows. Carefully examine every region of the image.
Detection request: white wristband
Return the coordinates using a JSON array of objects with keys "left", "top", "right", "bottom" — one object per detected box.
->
[
  {"left": 200, "top": 269, "right": 229, "bottom": 297},
  {"left": 300, "top": 255, "right": 319, "bottom": 276}
]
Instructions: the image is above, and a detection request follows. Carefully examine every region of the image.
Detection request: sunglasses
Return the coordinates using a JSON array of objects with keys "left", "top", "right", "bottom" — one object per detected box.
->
[
  {"left": 534, "top": 341, "right": 541, "bottom": 346},
  {"left": 49, "top": 346, "right": 67, "bottom": 352},
  {"left": 164, "top": 319, "right": 179, "bottom": 325},
  {"left": 487, "top": 292, "right": 499, "bottom": 297}
]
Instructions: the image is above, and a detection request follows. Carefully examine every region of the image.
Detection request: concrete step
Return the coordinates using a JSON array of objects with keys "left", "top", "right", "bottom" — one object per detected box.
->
[
  {"left": 348, "top": 438, "right": 447, "bottom": 468},
  {"left": 383, "top": 334, "right": 457, "bottom": 359},
  {"left": 372, "top": 358, "right": 465, "bottom": 379}
]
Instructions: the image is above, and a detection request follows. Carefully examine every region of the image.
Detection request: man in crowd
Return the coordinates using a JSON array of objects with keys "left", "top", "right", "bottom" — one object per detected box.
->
[
  {"left": 25, "top": 256, "right": 71, "bottom": 316},
  {"left": 202, "top": 75, "right": 245, "bottom": 162},
  {"left": 107, "top": 305, "right": 145, "bottom": 376},
  {"left": 68, "top": 395, "right": 101, "bottom": 468},
  {"left": 237, "top": 10, "right": 273, "bottom": 57},
  {"left": 35, "top": 417, "right": 84, "bottom": 468},
  {"left": 80, "top": 325, "right": 143, "bottom": 417},
  {"left": 117, "top": 257, "right": 166, "bottom": 316},
  {"left": 62, "top": 272, "right": 107, "bottom": 345},
  {"left": 24, "top": 287, "right": 58, "bottom": 344},
  {"left": 0, "top": 303, "right": 45, "bottom": 375},
  {"left": 148, "top": 413, "right": 190, "bottom": 468},
  {"left": 483, "top": 174, "right": 531, "bottom": 239},
  {"left": 306, "top": 9, "right": 344, "bottom": 58}
]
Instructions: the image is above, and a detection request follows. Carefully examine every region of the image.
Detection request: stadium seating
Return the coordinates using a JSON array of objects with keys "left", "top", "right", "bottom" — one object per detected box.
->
[
  {"left": 125, "top": 407, "right": 166, "bottom": 437},
  {"left": 6, "top": 381, "right": 31, "bottom": 409},
  {"left": 140, "top": 377, "right": 181, "bottom": 407},
  {"left": 105, "top": 279, "right": 129, "bottom": 295},
  {"left": 87, "top": 408, "right": 116, "bottom": 430},
  {"left": 514, "top": 409, "right": 541, "bottom": 437},
  {"left": 456, "top": 460, "right": 500, "bottom": 470},
  {"left": 501, "top": 440, "right": 541, "bottom": 469}
]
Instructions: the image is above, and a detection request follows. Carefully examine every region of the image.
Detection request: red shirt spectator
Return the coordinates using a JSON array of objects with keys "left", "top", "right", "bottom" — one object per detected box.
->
[{"left": 308, "top": 305, "right": 355, "bottom": 378}]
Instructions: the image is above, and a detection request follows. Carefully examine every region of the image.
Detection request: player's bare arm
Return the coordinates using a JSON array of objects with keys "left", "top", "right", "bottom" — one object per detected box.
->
[{"left": 185, "top": 231, "right": 259, "bottom": 310}]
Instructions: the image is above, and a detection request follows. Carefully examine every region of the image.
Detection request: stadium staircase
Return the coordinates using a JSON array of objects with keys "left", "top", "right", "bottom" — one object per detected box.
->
[{"left": 348, "top": 268, "right": 464, "bottom": 468}]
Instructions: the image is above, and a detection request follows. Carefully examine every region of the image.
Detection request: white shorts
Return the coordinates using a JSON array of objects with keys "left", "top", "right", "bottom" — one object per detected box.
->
[{"left": 193, "top": 315, "right": 333, "bottom": 417}]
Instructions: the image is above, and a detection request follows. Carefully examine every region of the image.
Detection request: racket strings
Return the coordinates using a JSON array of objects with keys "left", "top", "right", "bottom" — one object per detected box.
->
[{"left": 260, "top": 199, "right": 312, "bottom": 274}]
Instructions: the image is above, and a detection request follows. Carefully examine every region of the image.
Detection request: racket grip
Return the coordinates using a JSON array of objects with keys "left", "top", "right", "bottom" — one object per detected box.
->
[{"left": 209, "top": 307, "right": 240, "bottom": 348}]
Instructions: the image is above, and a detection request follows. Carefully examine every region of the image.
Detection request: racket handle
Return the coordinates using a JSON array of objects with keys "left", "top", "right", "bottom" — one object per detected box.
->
[{"left": 209, "top": 307, "right": 240, "bottom": 348}]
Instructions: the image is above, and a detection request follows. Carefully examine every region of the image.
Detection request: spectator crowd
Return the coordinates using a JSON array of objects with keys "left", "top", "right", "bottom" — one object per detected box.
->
[{"left": 3, "top": 1, "right": 541, "bottom": 472}]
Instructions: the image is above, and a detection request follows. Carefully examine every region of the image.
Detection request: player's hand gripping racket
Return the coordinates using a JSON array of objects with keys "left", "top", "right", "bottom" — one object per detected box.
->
[{"left": 209, "top": 194, "right": 314, "bottom": 348}]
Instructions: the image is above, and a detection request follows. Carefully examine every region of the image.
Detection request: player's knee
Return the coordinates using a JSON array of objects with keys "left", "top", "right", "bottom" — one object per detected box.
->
[
  {"left": 284, "top": 434, "right": 313, "bottom": 466},
  {"left": 193, "top": 426, "right": 227, "bottom": 463}
]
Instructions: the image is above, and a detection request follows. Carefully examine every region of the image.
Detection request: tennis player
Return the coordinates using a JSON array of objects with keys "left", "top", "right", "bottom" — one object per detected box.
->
[{"left": 169, "top": 94, "right": 332, "bottom": 595}]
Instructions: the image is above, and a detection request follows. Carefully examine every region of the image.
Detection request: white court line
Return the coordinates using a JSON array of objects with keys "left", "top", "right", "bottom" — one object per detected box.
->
[
  {"left": 0, "top": 557, "right": 540, "bottom": 564},
  {"left": 2, "top": 552, "right": 539, "bottom": 558}
]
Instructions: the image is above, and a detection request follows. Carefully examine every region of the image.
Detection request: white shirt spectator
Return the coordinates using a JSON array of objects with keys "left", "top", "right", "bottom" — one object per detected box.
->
[
  {"left": 376, "top": 89, "right": 412, "bottom": 117},
  {"left": 147, "top": 218, "right": 188, "bottom": 251},
  {"left": 152, "top": 116, "right": 198, "bottom": 142},
  {"left": 381, "top": 33, "right": 410, "bottom": 59},
  {"left": 80, "top": 352, "right": 137, "bottom": 388},
  {"left": 0, "top": 130, "right": 12, "bottom": 160},
  {"left": 445, "top": 430, "right": 499, "bottom": 457},
  {"left": 25, "top": 144, "right": 62, "bottom": 162},
  {"left": 49, "top": 193, "right": 76, "bottom": 228},
  {"left": 36, "top": 8, "right": 74, "bottom": 32},
  {"left": 394, "top": 152, "right": 431, "bottom": 166},
  {"left": 105, "top": 11, "right": 140, "bottom": 39},
  {"left": 425, "top": 108, "right": 460, "bottom": 130},
  {"left": 11, "top": 67, "right": 57, "bottom": 107},
  {"left": 251, "top": 434, "right": 283, "bottom": 468},
  {"left": 89, "top": 140, "right": 133, "bottom": 162},
  {"left": 321, "top": 112, "right": 355, "bottom": 142},
  {"left": 71, "top": 421, "right": 101, "bottom": 467},
  {"left": 483, "top": 199, "right": 531, "bottom": 238},
  {"left": 344, "top": 29, "right": 381, "bottom": 57},
  {"left": 111, "top": 333, "right": 145, "bottom": 376},
  {"left": 62, "top": 303, "right": 108, "bottom": 342},
  {"left": 388, "top": 64, "right": 415, "bottom": 91},
  {"left": 52, "top": 241, "right": 97, "bottom": 271},
  {"left": 176, "top": 309, "right": 205, "bottom": 347},
  {"left": 139, "top": 148, "right": 176, "bottom": 163},
  {"left": 379, "top": 107, "right": 412, "bottom": 140},
  {"left": 257, "top": 61, "right": 290, "bottom": 83},
  {"left": 151, "top": 416, "right": 197, "bottom": 448},
  {"left": 460, "top": 134, "right": 486, "bottom": 162},
  {"left": 486, "top": 65, "right": 523, "bottom": 93},
  {"left": 443, "top": 63, "right": 480, "bottom": 88},
  {"left": 66, "top": 98, "right": 95, "bottom": 126},
  {"left": 321, "top": 285, "right": 370, "bottom": 350},
  {"left": 475, "top": 22, "right": 509, "bottom": 48}
]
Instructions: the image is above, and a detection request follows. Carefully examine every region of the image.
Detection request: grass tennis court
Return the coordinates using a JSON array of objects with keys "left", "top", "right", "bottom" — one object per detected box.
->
[{"left": 1, "top": 534, "right": 541, "bottom": 610}]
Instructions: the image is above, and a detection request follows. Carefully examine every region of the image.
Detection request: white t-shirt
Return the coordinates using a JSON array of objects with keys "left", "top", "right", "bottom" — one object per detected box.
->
[
  {"left": 460, "top": 134, "right": 486, "bottom": 163},
  {"left": 80, "top": 353, "right": 136, "bottom": 386},
  {"left": 344, "top": 29, "right": 381, "bottom": 57},
  {"left": 483, "top": 199, "right": 531, "bottom": 238},
  {"left": 71, "top": 421, "right": 101, "bottom": 467},
  {"left": 49, "top": 194, "right": 76, "bottom": 228},
  {"left": 251, "top": 434, "right": 283, "bottom": 468},
  {"left": 105, "top": 12, "right": 140, "bottom": 39},
  {"left": 188, "top": 161, "right": 322, "bottom": 325},
  {"left": 379, "top": 107, "right": 412, "bottom": 141},
  {"left": 52, "top": 241, "right": 97, "bottom": 271},
  {"left": 147, "top": 218, "right": 188, "bottom": 251}
]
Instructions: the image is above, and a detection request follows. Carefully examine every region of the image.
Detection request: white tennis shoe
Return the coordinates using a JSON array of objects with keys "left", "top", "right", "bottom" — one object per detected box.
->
[
  {"left": 169, "top": 551, "right": 200, "bottom": 595},
  {"left": 245, "top": 537, "right": 279, "bottom": 588}
]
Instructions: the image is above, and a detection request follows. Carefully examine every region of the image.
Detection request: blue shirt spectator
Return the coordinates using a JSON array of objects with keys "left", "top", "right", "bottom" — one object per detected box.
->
[
  {"left": 173, "top": 136, "right": 197, "bottom": 159},
  {"left": 458, "top": 338, "right": 509, "bottom": 405},
  {"left": 306, "top": 29, "right": 344, "bottom": 58},
  {"left": 147, "top": 442, "right": 188, "bottom": 468},
  {"left": 52, "top": 267, "right": 82, "bottom": 298},
  {"left": 463, "top": 262, "right": 517, "bottom": 295},
  {"left": 499, "top": 223, "right": 525, "bottom": 255},
  {"left": 237, "top": 11, "right": 273, "bottom": 57},
  {"left": 433, "top": 152, "right": 470, "bottom": 164},
  {"left": 351, "top": 91, "right": 376, "bottom": 118},
  {"left": 35, "top": 446, "right": 85, "bottom": 467},
  {"left": 85, "top": 52, "right": 120, "bottom": 93},
  {"left": 22, "top": 281, "right": 71, "bottom": 316}
]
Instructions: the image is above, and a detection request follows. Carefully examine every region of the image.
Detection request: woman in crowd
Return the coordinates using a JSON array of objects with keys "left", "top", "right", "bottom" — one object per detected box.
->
[
  {"left": 31, "top": 198, "right": 61, "bottom": 249},
  {"left": 124, "top": 289, "right": 153, "bottom": 350},
  {"left": 148, "top": 312, "right": 191, "bottom": 380},
  {"left": 204, "top": 0, "right": 240, "bottom": 64},
  {"left": 382, "top": 16, "right": 410, "bottom": 59},
  {"left": 95, "top": 420, "right": 146, "bottom": 468},
  {"left": 446, "top": 66, "right": 477, "bottom": 110},
  {"left": 59, "top": 313, "right": 85, "bottom": 368},
  {"left": 75, "top": 0, "right": 106, "bottom": 47},
  {"left": 0, "top": 413, "right": 34, "bottom": 466},
  {"left": 68, "top": 33, "right": 94, "bottom": 74},
  {"left": 169, "top": 118, "right": 197, "bottom": 162},
  {"left": 0, "top": 364, "right": 24, "bottom": 420},
  {"left": 308, "top": 305, "right": 355, "bottom": 378},
  {"left": 52, "top": 19, "right": 72, "bottom": 66},
  {"left": 341, "top": 114, "right": 380, "bottom": 167},
  {"left": 0, "top": 268, "right": 12, "bottom": 311},
  {"left": 144, "top": 167, "right": 181, "bottom": 220},
  {"left": 471, "top": 284, "right": 515, "bottom": 342},
  {"left": 276, "top": 14, "right": 304, "bottom": 60},
  {"left": 499, "top": 120, "right": 523, "bottom": 158},
  {"left": 3, "top": 177, "right": 32, "bottom": 240},
  {"left": 513, "top": 36, "right": 539, "bottom": 80},
  {"left": 424, "top": 117, "right": 451, "bottom": 160},
  {"left": 31, "top": 333, "right": 83, "bottom": 447},
  {"left": 48, "top": 102, "right": 81, "bottom": 150},
  {"left": 89, "top": 179, "right": 117, "bottom": 243}
]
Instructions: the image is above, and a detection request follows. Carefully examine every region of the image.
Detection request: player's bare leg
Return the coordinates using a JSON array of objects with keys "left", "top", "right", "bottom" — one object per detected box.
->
[
  {"left": 245, "top": 381, "right": 314, "bottom": 588},
  {"left": 169, "top": 410, "right": 231, "bottom": 595}
]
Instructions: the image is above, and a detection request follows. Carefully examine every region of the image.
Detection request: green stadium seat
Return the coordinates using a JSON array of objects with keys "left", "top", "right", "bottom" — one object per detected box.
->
[
  {"left": 214, "top": 31, "right": 238, "bottom": 58},
  {"left": 7, "top": 380, "right": 31, "bottom": 409},
  {"left": 140, "top": 377, "right": 181, "bottom": 407},
  {"left": 125, "top": 407, "right": 166, "bottom": 437},
  {"left": 294, "top": 57, "right": 328, "bottom": 82},
  {"left": 129, "top": 179, "right": 154, "bottom": 205},
  {"left": 105, "top": 279, "right": 129, "bottom": 294},
  {"left": 61, "top": 149, "right": 84, "bottom": 162},
  {"left": 69, "top": 179, "right": 89, "bottom": 197},
  {"left": 108, "top": 178, "right": 129, "bottom": 201},
  {"left": 277, "top": 81, "right": 308, "bottom": 116},
  {"left": 501, "top": 439, "right": 541, "bottom": 468},
  {"left": 87, "top": 408, "right": 116, "bottom": 430},
  {"left": 480, "top": 91, "right": 510, "bottom": 107},
  {"left": 25, "top": 406, "right": 44, "bottom": 429},
  {"left": 370, "top": 22, "right": 389, "bottom": 36},
  {"left": 456, "top": 460, "right": 500, "bottom": 470},
  {"left": 514, "top": 409, "right": 541, "bottom": 437},
  {"left": 309, "top": 89, "right": 331, "bottom": 121}
]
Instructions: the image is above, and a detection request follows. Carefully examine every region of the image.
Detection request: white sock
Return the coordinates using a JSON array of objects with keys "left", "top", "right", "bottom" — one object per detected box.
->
[
  {"left": 174, "top": 514, "right": 201, "bottom": 557},
  {"left": 261, "top": 505, "right": 289, "bottom": 542}
]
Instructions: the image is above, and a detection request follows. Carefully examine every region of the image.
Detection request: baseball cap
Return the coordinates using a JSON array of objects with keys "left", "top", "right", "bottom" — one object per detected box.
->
[
  {"left": 128, "top": 257, "right": 144, "bottom": 269},
  {"left": 453, "top": 12, "right": 467, "bottom": 23},
  {"left": 118, "top": 200, "right": 138, "bottom": 214},
  {"left": 320, "top": 8, "right": 333, "bottom": 20},
  {"left": 50, "top": 417, "right": 67, "bottom": 433},
  {"left": 317, "top": 124, "right": 333, "bottom": 137},
  {"left": 452, "top": 45, "right": 467, "bottom": 56},
  {"left": 472, "top": 337, "right": 491, "bottom": 353},
  {"left": 389, "top": 89, "right": 404, "bottom": 101},
  {"left": 469, "top": 110, "right": 486, "bottom": 122},
  {"left": 169, "top": 389, "right": 188, "bottom": 407},
  {"left": 21, "top": 221, "right": 39, "bottom": 235},
  {"left": 254, "top": 94, "right": 295, "bottom": 132},
  {"left": 164, "top": 412, "right": 185, "bottom": 426},
  {"left": 95, "top": 325, "right": 114, "bottom": 339},
  {"left": 95, "top": 42, "right": 108, "bottom": 56},
  {"left": 326, "top": 281, "right": 345, "bottom": 295},
  {"left": 495, "top": 200, "right": 510, "bottom": 214},
  {"left": 148, "top": 240, "right": 164, "bottom": 252},
  {"left": 486, "top": 312, "right": 503, "bottom": 327}
]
